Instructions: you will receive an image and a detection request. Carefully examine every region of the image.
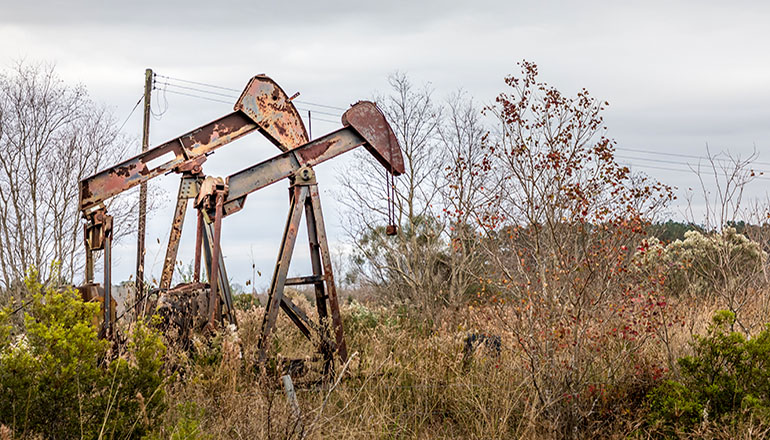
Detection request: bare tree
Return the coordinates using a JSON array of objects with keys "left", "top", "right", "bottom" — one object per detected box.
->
[
  {"left": 0, "top": 61, "right": 132, "bottom": 293},
  {"left": 684, "top": 145, "right": 760, "bottom": 232},
  {"left": 680, "top": 147, "right": 767, "bottom": 332},
  {"left": 438, "top": 91, "right": 490, "bottom": 306},
  {"left": 338, "top": 72, "right": 447, "bottom": 310}
]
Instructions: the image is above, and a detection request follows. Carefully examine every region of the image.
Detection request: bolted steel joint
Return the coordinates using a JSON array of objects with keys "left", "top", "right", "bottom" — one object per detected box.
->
[{"left": 294, "top": 166, "right": 316, "bottom": 184}]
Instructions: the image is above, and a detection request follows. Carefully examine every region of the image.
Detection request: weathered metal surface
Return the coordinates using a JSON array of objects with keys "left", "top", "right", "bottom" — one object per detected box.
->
[
  {"left": 256, "top": 182, "right": 346, "bottom": 367},
  {"left": 78, "top": 283, "right": 117, "bottom": 332},
  {"left": 193, "top": 176, "right": 235, "bottom": 325},
  {"left": 80, "top": 112, "right": 256, "bottom": 211},
  {"left": 284, "top": 275, "right": 324, "bottom": 286},
  {"left": 84, "top": 224, "right": 95, "bottom": 282},
  {"left": 79, "top": 75, "right": 308, "bottom": 211},
  {"left": 200, "top": 206, "right": 236, "bottom": 325},
  {"left": 309, "top": 184, "right": 347, "bottom": 361},
  {"left": 84, "top": 209, "right": 112, "bottom": 251},
  {"left": 304, "top": 190, "right": 332, "bottom": 371},
  {"left": 156, "top": 282, "right": 210, "bottom": 347},
  {"left": 193, "top": 210, "right": 203, "bottom": 283},
  {"left": 222, "top": 127, "right": 365, "bottom": 216},
  {"left": 279, "top": 296, "right": 313, "bottom": 339},
  {"left": 207, "top": 187, "right": 226, "bottom": 328},
  {"left": 221, "top": 101, "right": 407, "bottom": 217},
  {"left": 160, "top": 177, "right": 197, "bottom": 290},
  {"left": 257, "top": 185, "right": 307, "bottom": 364},
  {"left": 341, "top": 101, "right": 405, "bottom": 175},
  {"left": 235, "top": 75, "right": 308, "bottom": 151},
  {"left": 103, "top": 227, "right": 113, "bottom": 338}
]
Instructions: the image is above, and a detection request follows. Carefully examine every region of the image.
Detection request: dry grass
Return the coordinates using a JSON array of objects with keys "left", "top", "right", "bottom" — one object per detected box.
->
[{"left": 146, "top": 285, "right": 770, "bottom": 440}]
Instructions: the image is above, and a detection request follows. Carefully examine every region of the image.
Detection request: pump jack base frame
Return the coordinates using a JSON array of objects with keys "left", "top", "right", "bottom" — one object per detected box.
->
[{"left": 257, "top": 171, "right": 348, "bottom": 373}]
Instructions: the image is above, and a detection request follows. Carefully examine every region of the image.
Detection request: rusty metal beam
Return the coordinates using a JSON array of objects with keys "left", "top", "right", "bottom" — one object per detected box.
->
[
  {"left": 308, "top": 184, "right": 347, "bottom": 362},
  {"left": 102, "top": 215, "right": 114, "bottom": 338},
  {"left": 257, "top": 185, "right": 307, "bottom": 364},
  {"left": 207, "top": 189, "right": 226, "bottom": 328},
  {"left": 193, "top": 209, "right": 204, "bottom": 283},
  {"left": 279, "top": 296, "right": 314, "bottom": 339},
  {"left": 200, "top": 208, "right": 236, "bottom": 325},
  {"left": 220, "top": 100, "right": 405, "bottom": 218},
  {"left": 256, "top": 178, "right": 347, "bottom": 367},
  {"left": 81, "top": 112, "right": 256, "bottom": 211},
  {"left": 79, "top": 75, "right": 308, "bottom": 212},
  {"left": 222, "top": 127, "right": 365, "bottom": 216},
  {"left": 341, "top": 101, "right": 404, "bottom": 175},
  {"left": 284, "top": 275, "right": 324, "bottom": 286},
  {"left": 160, "top": 176, "right": 199, "bottom": 289}
]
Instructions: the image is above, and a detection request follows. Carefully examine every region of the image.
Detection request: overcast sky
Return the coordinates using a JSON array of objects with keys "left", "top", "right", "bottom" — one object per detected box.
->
[{"left": 2, "top": 0, "right": 769, "bottom": 288}]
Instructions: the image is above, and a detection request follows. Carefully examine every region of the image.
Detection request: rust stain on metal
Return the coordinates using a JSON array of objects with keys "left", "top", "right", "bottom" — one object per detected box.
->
[
  {"left": 234, "top": 76, "right": 308, "bottom": 152},
  {"left": 79, "top": 77, "right": 304, "bottom": 211},
  {"left": 342, "top": 101, "right": 405, "bottom": 175},
  {"left": 296, "top": 138, "right": 335, "bottom": 164},
  {"left": 114, "top": 165, "right": 133, "bottom": 178}
]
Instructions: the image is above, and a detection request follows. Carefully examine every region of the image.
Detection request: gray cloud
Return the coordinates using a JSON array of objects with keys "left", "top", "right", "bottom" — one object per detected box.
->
[{"left": 2, "top": 0, "right": 770, "bottom": 285}]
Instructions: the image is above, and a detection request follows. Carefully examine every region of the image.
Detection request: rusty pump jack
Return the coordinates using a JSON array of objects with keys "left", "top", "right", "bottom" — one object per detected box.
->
[
  {"left": 79, "top": 75, "right": 308, "bottom": 336},
  {"left": 191, "top": 101, "right": 405, "bottom": 367}
]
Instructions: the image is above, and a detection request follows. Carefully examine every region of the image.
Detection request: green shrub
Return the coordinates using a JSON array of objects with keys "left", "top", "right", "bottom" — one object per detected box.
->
[
  {"left": 648, "top": 310, "right": 770, "bottom": 433},
  {"left": 233, "top": 292, "right": 259, "bottom": 311},
  {"left": 0, "top": 268, "right": 167, "bottom": 439}
]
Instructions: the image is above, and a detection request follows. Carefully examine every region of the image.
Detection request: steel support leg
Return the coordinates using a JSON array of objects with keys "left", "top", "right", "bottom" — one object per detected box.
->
[
  {"left": 257, "top": 177, "right": 348, "bottom": 370},
  {"left": 308, "top": 185, "right": 348, "bottom": 362},
  {"left": 194, "top": 209, "right": 204, "bottom": 283},
  {"left": 160, "top": 177, "right": 197, "bottom": 289},
  {"left": 257, "top": 185, "right": 308, "bottom": 364},
  {"left": 201, "top": 210, "right": 236, "bottom": 326},
  {"left": 207, "top": 191, "right": 226, "bottom": 328},
  {"left": 103, "top": 218, "right": 113, "bottom": 338}
]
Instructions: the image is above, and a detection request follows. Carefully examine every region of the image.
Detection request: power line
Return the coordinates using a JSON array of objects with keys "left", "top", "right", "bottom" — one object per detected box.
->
[
  {"left": 156, "top": 83, "right": 343, "bottom": 126},
  {"left": 158, "top": 74, "right": 770, "bottom": 182},
  {"left": 116, "top": 95, "right": 144, "bottom": 133},
  {"left": 154, "top": 73, "right": 241, "bottom": 93},
  {"left": 158, "top": 73, "right": 349, "bottom": 115},
  {"left": 296, "top": 100, "right": 347, "bottom": 112},
  {"left": 614, "top": 153, "right": 770, "bottom": 179},
  {"left": 295, "top": 107, "right": 342, "bottom": 118},
  {"left": 619, "top": 161, "right": 770, "bottom": 181},
  {"left": 163, "top": 88, "right": 233, "bottom": 105},
  {"left": 616, "top": 154, "right": 769, "bottom": 175},
  {"left": 309, "top": 116, "right": 341, "bottom": 125},
  {"left": 156, "top": 81, "right": 239, "bottom": 100},
  {"left": 616, "top": 146, "right": 770, "bottom": 167}
]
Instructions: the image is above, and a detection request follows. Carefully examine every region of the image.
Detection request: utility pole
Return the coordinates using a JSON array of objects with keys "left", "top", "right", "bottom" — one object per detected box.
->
[{"left": 136, "top": 68, "right": 152, "bottom": 305}]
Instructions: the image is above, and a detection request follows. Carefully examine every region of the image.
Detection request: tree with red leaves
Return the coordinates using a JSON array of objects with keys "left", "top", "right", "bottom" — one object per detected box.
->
[{"left": 475, "top": 61, "right": 675, "bottom": 434}]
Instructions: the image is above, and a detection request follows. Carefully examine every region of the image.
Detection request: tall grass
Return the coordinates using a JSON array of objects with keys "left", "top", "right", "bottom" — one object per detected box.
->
[{"left": 146, "top": 285, "right": 770, "bottom": 439}]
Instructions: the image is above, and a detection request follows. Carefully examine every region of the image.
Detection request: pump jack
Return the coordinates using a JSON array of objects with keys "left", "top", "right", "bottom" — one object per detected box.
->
[
  {"left": 191, "top": 101, "right": 405, "bottom": 367},
  {"left": 79, "top": 74, "right": 404, "bottom": 371},
  {"left": 80, "top": 75, "right": 308, "bottom": 337}
]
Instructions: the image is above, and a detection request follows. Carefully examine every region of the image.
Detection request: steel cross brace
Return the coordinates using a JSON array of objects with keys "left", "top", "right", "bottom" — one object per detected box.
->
[{"left": 257, "top": 167, "right": 347, "bottom": 371}]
